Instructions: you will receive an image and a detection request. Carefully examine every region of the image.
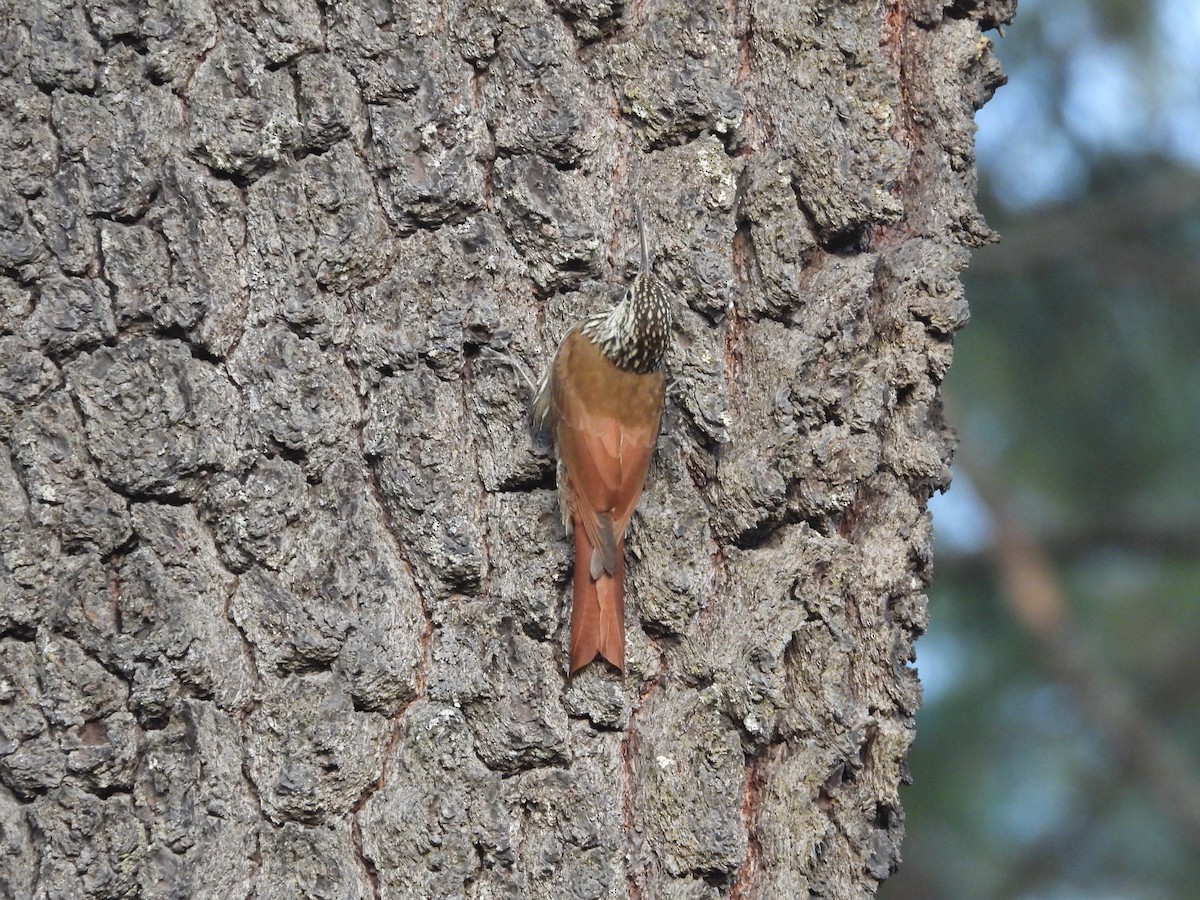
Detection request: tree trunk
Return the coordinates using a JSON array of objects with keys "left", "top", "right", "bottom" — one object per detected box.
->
[{"left": 0, "top": 0, "right": 1012, "bottom": 896}]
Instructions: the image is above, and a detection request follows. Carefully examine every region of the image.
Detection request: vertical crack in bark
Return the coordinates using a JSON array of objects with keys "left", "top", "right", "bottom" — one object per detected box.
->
[
  {"left": 356, "top": 418, "right": 436, "bottom": 689},
  {"left": 730, "top": 745, "right": 773, "bottom": 899},
  {"left": 179, "top": 19, "right": 224, "bottom": 132},
  {"left": 729, "top": 0, "right": 761, "bottom": 154},
  {"left": 620, "top": 719, "right": 644, "bottom": 899},
  {"left": 180, "top": 475, "right": 267, "bottom": 892},
  {"left": 462, "top": 361, "right": 494, "bottom": 581},
  {"left": 346, "top": 356, "right": 435, "bottom": 895},
  {"left": 881, "top": 0, "right": 916, "bottom": 163},
  {"left": 350, "top": 814, "right": 382, "bottom": 900}
]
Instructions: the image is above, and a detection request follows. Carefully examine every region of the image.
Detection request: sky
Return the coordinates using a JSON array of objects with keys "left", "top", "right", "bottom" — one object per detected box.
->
[{"left": 975, "top": 0, "right": 1200, "bottom": 210}]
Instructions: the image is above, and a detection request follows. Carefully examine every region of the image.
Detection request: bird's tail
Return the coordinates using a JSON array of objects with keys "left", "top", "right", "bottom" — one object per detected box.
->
[{"left": 569, "top": 526, "right": 626, "bottom": 675}]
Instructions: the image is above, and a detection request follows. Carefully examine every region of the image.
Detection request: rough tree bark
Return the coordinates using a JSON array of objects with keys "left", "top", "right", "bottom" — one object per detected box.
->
[{"left": 0, "top": 0, "right": 1012, "bottom": 897}]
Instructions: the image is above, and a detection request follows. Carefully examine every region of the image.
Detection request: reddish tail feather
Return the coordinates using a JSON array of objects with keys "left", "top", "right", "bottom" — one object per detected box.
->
[{"left": 569, "top": 523, "right": 626, "bottom": 675}]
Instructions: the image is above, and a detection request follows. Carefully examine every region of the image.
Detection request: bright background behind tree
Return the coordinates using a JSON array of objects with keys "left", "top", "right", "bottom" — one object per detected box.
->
[{"left": 885, "top": 0, "right": 1200, "bottom": 897}]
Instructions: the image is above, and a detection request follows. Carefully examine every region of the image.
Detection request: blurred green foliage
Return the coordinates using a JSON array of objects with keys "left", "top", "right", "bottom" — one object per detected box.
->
[{"left": 885, "top": 1, "right": 1200, "bottom": 897}]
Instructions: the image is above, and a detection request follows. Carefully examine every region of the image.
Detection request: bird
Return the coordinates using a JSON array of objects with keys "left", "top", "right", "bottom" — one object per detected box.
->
[{"left": 533, "top": 207, "right": 672, "bottom": 676}]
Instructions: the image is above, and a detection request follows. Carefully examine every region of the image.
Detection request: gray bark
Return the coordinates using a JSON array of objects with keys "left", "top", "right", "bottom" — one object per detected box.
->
[{"left": 0, "top": 0, "right": 1011, "bottom": 897}]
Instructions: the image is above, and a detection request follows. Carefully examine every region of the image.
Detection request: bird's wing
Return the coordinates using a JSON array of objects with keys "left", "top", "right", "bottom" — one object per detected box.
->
[
  {"left": 557, "top": 404, "right": 622, "bottom": 577},
  {"left": 552, "top": 335, "right": 663, "bottom": 576}
]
